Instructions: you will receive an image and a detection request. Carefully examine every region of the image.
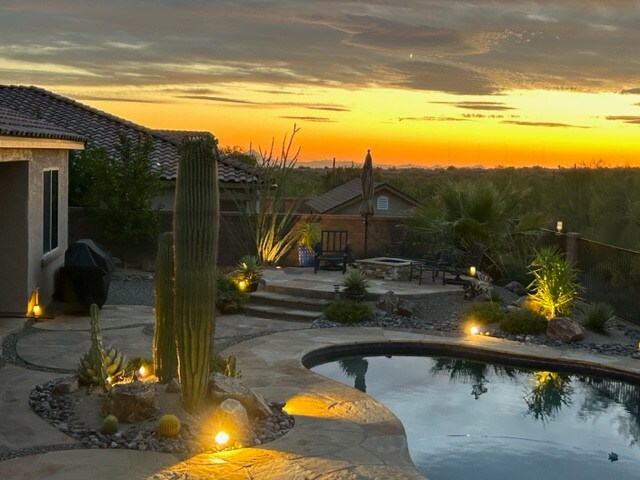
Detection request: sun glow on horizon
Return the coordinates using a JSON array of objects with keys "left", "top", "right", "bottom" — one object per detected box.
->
[{"left": 57, "top": 83, "right": 640, "bottom": 168}]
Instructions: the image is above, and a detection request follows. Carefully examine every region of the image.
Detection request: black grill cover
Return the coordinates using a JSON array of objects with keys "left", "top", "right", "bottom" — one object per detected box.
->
[{"left": 63, "top": 239, "right": 114, "bottom": 309}]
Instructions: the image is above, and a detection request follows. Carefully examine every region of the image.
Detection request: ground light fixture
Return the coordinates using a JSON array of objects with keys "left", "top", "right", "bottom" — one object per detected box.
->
[
  {"left": 469, "top": 266, "right": 476, "bottom": 277},
  {"left": 30, "top": 287, "right": 41, "bottom": 318},
  {"left": 215, "top": 431, "right": 230, "bottom": 446},
  {"left": 470, "top": 325, "right": 480, "bottom": 335},
  {"left": 556, "top": 220, "right": 563, "bottom": 233}
]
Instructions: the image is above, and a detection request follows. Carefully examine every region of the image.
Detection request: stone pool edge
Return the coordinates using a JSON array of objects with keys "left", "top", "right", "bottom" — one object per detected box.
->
[{"left": 214, "top": 328, "right": 640, "bottom": 479}]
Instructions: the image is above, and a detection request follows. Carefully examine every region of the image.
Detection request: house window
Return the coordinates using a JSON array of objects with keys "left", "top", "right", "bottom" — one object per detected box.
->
[
  {"left": 43, "top": 169, "right": 59, "bottom": 254},
  {"left": 377, "top": 195, "right": 389, "bottom": 211}
]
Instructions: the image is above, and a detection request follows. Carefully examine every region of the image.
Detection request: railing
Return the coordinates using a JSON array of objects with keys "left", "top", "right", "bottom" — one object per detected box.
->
[{"left": 574, "top": 237, "right": 640, "bottom": 325}]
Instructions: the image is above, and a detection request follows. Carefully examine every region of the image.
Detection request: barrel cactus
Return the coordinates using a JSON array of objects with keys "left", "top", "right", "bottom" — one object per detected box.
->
[
  {"left": 173, "top": 135, "right": 219, "bottom": 412},
  {"left": 157, "top": 413, "right": 181, "bottom": 438},
  {"left": 77, "top": 304, "right": 127, "bottom": 391},
  {"left": 153, "top": 231, "right": 178, "bottom": 383},
  {"left": 101, "top": 414, "right": 119, "bottom": 434}
]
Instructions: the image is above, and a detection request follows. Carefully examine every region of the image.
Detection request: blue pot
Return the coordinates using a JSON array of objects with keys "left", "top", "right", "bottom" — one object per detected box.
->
[{"left": 298, "top": 246, "right": 315, "bottom": 267}]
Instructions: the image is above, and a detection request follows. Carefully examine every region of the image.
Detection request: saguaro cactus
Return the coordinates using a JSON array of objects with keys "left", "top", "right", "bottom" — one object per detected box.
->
[
  {"left": 173, "top": 135, "right": 219, "bottom": 412},
  {"left": 153, "top": 231, "right": 177, "bottom": 383}
]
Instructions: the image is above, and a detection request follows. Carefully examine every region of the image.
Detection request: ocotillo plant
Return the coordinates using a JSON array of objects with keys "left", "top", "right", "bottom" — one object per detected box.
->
[
  {"left": 173, "top": 134, "right": 219, "bottom": 412},
  {"left": 153, "top": 231, "right": 177, "bottom": 383}
]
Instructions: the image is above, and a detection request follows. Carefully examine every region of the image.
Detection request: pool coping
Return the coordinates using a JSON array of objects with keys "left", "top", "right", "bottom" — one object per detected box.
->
[{"left": 211, "top": 327, "right": 640, "bottom": 479}]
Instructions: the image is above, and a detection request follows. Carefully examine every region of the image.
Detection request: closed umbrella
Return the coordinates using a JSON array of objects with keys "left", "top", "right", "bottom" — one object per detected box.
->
[{"left": 360, "top": 149, "right": 374, "bottom": 257}]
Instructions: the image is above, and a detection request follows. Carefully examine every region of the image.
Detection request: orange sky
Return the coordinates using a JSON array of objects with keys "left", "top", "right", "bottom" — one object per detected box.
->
[{"left": 2, "top": 1, "right": 640, "bottom": 167}]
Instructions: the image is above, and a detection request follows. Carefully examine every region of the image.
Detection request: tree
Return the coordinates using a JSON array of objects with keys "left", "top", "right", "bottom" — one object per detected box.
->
[{"left": 71, "top": 133, "right": 163, "bottom": 263}]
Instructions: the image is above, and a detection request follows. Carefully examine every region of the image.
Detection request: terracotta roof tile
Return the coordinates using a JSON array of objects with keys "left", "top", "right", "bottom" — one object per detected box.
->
[
  {"left": 0, "top": 106, "right": 85, "bottom": 143},
  {"left": 0, "top": 85, "right": 257, "bottom": 183}
]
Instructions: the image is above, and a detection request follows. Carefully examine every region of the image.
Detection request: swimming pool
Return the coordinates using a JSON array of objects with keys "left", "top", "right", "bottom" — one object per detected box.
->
[{"left": 311, "top": 354, "right": 640, "bottom": 480}]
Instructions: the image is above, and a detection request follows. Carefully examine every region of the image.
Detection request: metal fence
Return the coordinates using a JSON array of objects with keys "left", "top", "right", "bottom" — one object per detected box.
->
[{"left": 574, "top": 237, "right": 640, "bottom": 325}]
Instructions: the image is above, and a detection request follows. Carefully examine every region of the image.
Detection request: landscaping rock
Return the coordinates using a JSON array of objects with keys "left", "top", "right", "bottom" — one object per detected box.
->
[
  {"left": 165, "top": 378, "right": 181, "bottom": 393},
  {"left": 547, "top": 317, "right": 585, "bottom": 343},
  {"left": 101, "top": 382, "right": 159, "bottom": 422},
  {"left": 51, "top": 376, "right": 79, "bottom": 395},
  {"left": 397, "top": 301, "right": 414, "bottom": 318},
  {"left": 376, "top": 291, "right": 399, "bottom": 314},
  {"left": 212, "top": 398, "right": 253, "bottom": 445},
  {"left": 505, "top": 281, "right": 527, "bottom": 297},
  {"left": 209, "top": 373, "right": 272, "bottom": 419}
]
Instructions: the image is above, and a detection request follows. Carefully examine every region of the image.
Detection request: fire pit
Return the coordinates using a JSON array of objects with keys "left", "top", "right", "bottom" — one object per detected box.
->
[{"left": 356, "top": 257, "right": 417, "bottom": 281}]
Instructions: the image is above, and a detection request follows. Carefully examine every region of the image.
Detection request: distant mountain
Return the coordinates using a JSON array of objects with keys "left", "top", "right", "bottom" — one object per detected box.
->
[{"left": 296, "top": 159, "right": 448, "bottom": 169}]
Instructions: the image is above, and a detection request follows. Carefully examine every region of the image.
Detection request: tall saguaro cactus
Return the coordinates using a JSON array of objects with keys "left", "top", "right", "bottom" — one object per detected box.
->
[
  {"left": 153, "top": 231, "right": 177, "bottom": 383},
  {"left": 173, "top": 135, "right": 219, "bottom": 412}
]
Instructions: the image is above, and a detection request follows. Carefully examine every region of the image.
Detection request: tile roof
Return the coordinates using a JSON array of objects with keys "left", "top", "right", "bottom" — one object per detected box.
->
[
  {"left": 306, "top": 178, "right": 384, "bottom": 213},
  {"left": 0, "top": 106, "right": 85, "bottom": 143},
  {"left": 0, "top": 85, "right": 258, "bottom": 183},
  {"left": 306, "top": 177, "right": 421, "bottom": 213}
]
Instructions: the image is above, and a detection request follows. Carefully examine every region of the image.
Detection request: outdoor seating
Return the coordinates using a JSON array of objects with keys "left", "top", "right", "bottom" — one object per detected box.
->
[
  {"left": 419, "top": 242, "right": 486, "bottom": 285},
  {"left": 314, "top": 230, "right": 350, "bottom": 274}
]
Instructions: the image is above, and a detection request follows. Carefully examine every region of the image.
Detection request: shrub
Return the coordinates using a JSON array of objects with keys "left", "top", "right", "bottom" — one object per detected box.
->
[
  {"left": 463, "top": 301, "right": 504, "bottom": 325},
  {"left": 581, "top": 302, "right": 614, "bottom": 334},
  {"left": 500, "top": 309, "right": 548, "bottom": 335},
  {"left": 324, "top": 300, "right": 374, "bottom": 324},
  {"left": 485, "top": 288, "right": 502, "bottom": 303},
  {"left": 215, "top": 274, "right": 247, "bottom": 314}
]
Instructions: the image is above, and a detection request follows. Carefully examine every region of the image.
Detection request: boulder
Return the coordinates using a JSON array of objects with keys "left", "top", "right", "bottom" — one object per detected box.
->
[
  {"left": 505, "top": 281, "right": 527, "bottom": 297},
  {"left": 209, "top": 373, "right": 272, "bottom": 419},
  {"left": 101, "top": 382, "right": 159, "bottom": 422},
  {"left": 376, "top": 291, "right": 399, "bottom": 314},
  {"left": 165, "top": 378, "right": 181, "bottom": 393},
  {"left": 397, "top": 301, "right": 414, "bottom": 318},
  {"left": 52, "top": 376, "right": 79, "bottom": 395},
  {"left": 547, "top": 317, "right": 585, "bottom": 343},
  {"left": 212, "top": 398, "right": 253, "bottom": 445}
]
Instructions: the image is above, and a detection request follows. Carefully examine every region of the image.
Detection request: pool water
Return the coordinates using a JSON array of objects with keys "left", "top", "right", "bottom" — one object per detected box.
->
[{"left": 312, "top": 355, "right": 640, "bottom": 479}]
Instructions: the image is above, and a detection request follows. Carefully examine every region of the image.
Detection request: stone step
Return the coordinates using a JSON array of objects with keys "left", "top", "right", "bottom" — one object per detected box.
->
[
  {"left": 249, "top": 291, "right": 331, "bottom": 311},
  {"left": 242, "top": 303, "right": 322, "bottom": 322},
  {"left": 263, "top": 282, "right": 338, "bottom": 300}
]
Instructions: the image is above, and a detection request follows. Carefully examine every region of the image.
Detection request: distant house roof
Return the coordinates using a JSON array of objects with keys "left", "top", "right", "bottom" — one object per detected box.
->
[
  {"left": 0, "top": 85, "right": 258, "bottom": 183},
  {"left": 0, "top": 106, "right": 85, "bottom": 143},
  {"left": 306, "top": 178, "right": 420, "bottom": 213}
]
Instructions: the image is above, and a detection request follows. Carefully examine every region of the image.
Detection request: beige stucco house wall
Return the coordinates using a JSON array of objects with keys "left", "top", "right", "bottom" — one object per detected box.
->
[{"left": 0, "top": 137, "right": 83, "bottom": 315}]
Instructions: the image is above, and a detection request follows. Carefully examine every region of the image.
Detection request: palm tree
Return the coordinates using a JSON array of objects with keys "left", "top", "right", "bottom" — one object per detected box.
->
[{"left": 408, "top": 180, "right": 546, "bottom": 279}]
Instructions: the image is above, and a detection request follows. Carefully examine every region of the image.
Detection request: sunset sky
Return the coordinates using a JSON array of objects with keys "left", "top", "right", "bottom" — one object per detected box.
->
[{"left": 2, "top": 1, "right": 640, "bottom": 168}]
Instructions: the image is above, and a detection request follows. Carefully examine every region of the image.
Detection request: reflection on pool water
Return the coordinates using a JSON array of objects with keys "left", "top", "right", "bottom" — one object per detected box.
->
[{"left": 312, "top": 355, "right": 640, "bottom": 480}]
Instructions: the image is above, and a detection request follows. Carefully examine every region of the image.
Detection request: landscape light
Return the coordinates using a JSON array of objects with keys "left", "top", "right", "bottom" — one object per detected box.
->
[
  {"left": 470, "top": 325, "right": 480, "bottom": 335},
  {"left": 469, "top": 266, "right": 477, "bottom": 277},
  {"left": 556, "top": 221, "right": 563, "bottom": 233},
  {"left": 215, "top": 431, "right": 230, "bottom": 446}
]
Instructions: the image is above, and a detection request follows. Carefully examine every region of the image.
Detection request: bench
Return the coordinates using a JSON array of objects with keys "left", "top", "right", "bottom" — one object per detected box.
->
[{"left": 314, "top": 230, "right": 350, "bottom": 274}]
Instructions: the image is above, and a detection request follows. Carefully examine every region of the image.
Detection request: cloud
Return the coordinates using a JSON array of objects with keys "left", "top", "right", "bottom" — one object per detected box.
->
[
  {"left": 501, "top": 120, "right": 590, "bottom": 128},
  {"left": 279, "top": 116, "right": 334, "bottom": 122},
  {"left": 605, "top": 115, "right": 640, "bottom": 124},
  {"left": 1, "top": 1, "right": 640, "bottom": 96},
  {"left": 176, "top": 95, "right": 258, "bottom": 105},
  {"left": 435, "top": 101, "right": 514, "bottom": 111},
  {"left": 72, "top": 95, "right": 165, "bottom": 104},
  {"left": 399, "top": 116, "right": 466, "bottom": 122},
  {"left": 620, "top": 88, "right": 640, "bottom": 94}
]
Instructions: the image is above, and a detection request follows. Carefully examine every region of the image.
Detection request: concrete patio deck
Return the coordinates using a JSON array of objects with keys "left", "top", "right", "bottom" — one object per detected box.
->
[{"left": 0, "top": 268, "right": 639, "bottom": 479}]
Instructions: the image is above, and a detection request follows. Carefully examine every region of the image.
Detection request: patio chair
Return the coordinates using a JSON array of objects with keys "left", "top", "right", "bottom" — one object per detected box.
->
[{"left": 314, "top": 230, "right": 351, "bottom": 274}]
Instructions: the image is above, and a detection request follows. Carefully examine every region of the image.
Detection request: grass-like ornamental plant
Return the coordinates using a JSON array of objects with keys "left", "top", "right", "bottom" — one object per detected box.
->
[
  {"left": 463, "top": 301, "right": 504, "bottom": 325},
  {"left": 324, "top": 299, "right": 374, "bottom": 324},
  {"left": 527, "top": 246, "right": 581, "bottom": 319},
  {"left": 581, "top": 302, "right": 614, "bottom": 334},
  {"left": 233, "top": 254, "right": 263, "bottom": 291},
  {"left": 101, "top": 414, "right": 119, "bottom": 434},
  {"left": 157, "top": 414, "right": 181, "bottom": 438},
  {"left": 500, "top": 308, "right": 548, "bottom": 335}
]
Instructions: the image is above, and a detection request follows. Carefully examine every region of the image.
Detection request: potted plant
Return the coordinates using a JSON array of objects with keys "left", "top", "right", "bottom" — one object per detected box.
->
[
  {"left": 233, "top": 254, "right": 263, "bottom": 292},
  {"left": 297, "top": 221, "right": 320, "bottom": 267},
  {"left": 342, "top": 269, "right": 369, "bottom": 302}
]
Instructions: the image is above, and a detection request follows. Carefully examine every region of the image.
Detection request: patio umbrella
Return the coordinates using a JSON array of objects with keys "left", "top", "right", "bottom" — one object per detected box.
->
[{"left": 359, "top": 149, "right": 374, "bottom": 257}]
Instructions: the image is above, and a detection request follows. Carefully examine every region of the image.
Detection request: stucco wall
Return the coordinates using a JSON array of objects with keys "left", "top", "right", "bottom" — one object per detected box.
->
[{"left": 0, "top": 148, "right": 69, "bottom": 314}]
